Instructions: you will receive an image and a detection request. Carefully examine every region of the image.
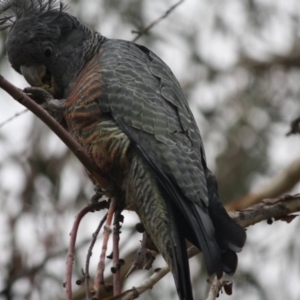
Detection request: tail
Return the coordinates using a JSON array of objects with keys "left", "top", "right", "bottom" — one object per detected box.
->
[
  {"left": 206, "top": 169, "right": 247, "bottom": 275},
  {"left": 167, "top": 200, "right": 194, "bottom": 300},
  {"left": 126, "top": 154, "right": 194, "bottom": 300}
]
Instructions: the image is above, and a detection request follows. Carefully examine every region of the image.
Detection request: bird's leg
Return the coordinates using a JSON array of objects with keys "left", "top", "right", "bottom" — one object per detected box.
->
[
  {"left": 90, "top": 183, "right": 116, "bottom": 203},
  {"left": 90, "top": 184, "right": 105, "bottom": 203},
  {"left": 23, "top": 87, "right": 66, "bottom": 123}
]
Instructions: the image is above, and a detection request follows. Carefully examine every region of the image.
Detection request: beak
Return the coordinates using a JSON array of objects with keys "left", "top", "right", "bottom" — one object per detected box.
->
[
  {"left": 20, "top": 64, "right": 58, "bottom": 97},
  {"left": 20, "top": 64, "right": 47, "bottom": 87}
]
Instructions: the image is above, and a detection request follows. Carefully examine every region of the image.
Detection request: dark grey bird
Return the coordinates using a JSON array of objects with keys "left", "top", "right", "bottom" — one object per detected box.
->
[{"left": 0, "top": 1, "right": 246, "bottom": 299}]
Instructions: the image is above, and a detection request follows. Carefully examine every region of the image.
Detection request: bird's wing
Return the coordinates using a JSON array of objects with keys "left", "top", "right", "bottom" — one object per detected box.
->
[{"left": 97, "top": 39, "right": 222, "bottom": 276}]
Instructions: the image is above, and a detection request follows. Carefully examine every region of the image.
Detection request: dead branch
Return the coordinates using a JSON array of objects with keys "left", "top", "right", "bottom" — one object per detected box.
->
[
  {"left": 229, "top": 194, "right": 300, "bottom": 228},
  {"left": 58, "top": 248, "right": 138, "bottom": 300},
  {"left": 206, "top": 276, "right": 224, "bottom": 300},
  {"left": 85, "top": 212, "right": 108, "bottom": 299},
  {"left": 131, "top": 0, "right": 184, "bottom": 42},
  {"left": 106, "top": 247, "right": 199, "bottom": 300},
  {"left": 112, "top": 209, "right": 123, "bottom": 295},
  {"left": 65, "top": 201, "right": 108, "bottom": 300},
  {"left": 94, "top": 198, "right": 117, "bottom": 298},
  {"left": 226, "top": 158, "right": 300, "bottom": 211},
  {"left": 0, "top": 108, "right": 28, "bottom": 129},
  {"left": 205, "top": 275, "right": 233, "bottom": 300}
]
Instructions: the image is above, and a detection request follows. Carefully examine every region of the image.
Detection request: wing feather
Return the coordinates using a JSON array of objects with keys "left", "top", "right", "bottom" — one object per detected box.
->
[{"left": 98, "top": 39, "right": 226, "bottom": 276}]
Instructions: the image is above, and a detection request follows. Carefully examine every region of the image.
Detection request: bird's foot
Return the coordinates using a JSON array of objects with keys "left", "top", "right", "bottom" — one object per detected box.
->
[
  {"left": 24, "top": 87, "right": 66, "bottom": 121},
  {"left": 90, "top": 184, "right": 114, "bottom": 203}
]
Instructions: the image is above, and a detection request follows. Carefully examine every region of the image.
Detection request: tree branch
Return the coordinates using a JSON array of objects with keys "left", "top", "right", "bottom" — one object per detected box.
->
[
  {"left": 0, "top": 108, "right": 28, "bottom": 129},
  {"left": 65, "top": 202, "right": 109, "bottom": 300},
  {"left": 112, "top": 209, "right": 123, "bottom": 296},
  {"left": 205, "top": 276, "right": 224, "bottom": 300},
  {"left": 131, "top": 0, "right": 184, "bottom": 42},
  {"left": 229, "top": 194, "right": 300, "bottom": 228},
  {"left": 94, "top": 198, "right": 117, "bottom": 298},
  {"left": 85, "top": 212, "right": 108, "bottom": 299}
]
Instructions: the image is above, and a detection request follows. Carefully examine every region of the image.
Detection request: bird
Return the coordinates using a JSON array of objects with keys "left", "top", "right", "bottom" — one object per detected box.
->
[{"left": 0, "top": 1, "right": 246, "bottom": 299}]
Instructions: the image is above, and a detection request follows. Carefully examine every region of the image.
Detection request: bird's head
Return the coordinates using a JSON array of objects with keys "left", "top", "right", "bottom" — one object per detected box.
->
[{"left": 0, "top": 0, "right": 98, "bottom": 98}]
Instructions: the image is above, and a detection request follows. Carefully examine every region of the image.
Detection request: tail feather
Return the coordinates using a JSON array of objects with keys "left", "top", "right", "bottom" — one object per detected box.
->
[
  {"left": 156, "top": 169, "right": 225, "bottom": 279},
  {"left": 167, "top": 201, "right": 194, "bottom": 300},
  {"left": 127, "top": 154, "right": 194, "bottom": 300},
  {"left": 127, "top": 139, "right": 246, "bottom": 299},
  {"left": 206, "top": 169, "right": 247, "bottom": 274},
  {"left": 137, "top": 147, "right": 228, "bottom": 279},
  {"left": 192, "top": 204, "right": 223, "bottom": 278},
  {"left": 220, "top": 251, "right": 238, "bottom": 275}
]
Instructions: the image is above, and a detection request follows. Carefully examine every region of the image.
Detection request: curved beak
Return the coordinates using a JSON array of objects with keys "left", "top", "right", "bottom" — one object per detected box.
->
[
  {"left": 20, "top": 64, "right": 47, "bottom": 87},
  {"left": 20, "top": 64, "right": 58, "bottom": 97}
]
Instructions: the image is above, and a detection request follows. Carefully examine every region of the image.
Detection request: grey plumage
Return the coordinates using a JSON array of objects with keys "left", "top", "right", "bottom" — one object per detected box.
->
[{"left": 0, "top": 1, "right": 247, "bottom": 299}]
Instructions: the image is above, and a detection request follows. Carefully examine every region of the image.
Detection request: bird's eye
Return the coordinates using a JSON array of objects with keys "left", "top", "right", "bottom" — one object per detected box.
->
[{"left": 44, "top": 47, "right": 52, "bottom": 58}]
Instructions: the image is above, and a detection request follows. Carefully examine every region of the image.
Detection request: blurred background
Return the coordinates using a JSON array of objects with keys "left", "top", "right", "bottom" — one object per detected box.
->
[{"left": 1, "top": 0, "right": 300, "bottom": 299}]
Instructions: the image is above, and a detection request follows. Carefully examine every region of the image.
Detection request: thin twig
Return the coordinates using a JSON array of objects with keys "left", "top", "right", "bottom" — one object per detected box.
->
[
  {"left": 65, "top": 201, "right": 109, "bottom": 300},
  {"left": 94, "top": 198, "right": 117, "bottom": 298},
  {"left": 113, "top": 209, "right": 122, "bottom": 295},
  {"left": 106, "top": 246, "right": 199, "bottom": 300},
  {"left": 0, "top": 109, "right": 28, "bottom": 129},
  {"left": 132, "top": 0, "right": 184, "bottom": 42},
  {"left": 85, "top": 212, "right": 108, "bottom": 299},
  {"left": 229, "top": 194, "right": 300, "bottom": 228},
  {"left": 206, "top": 276, "right": 224, "bottom": 300}
]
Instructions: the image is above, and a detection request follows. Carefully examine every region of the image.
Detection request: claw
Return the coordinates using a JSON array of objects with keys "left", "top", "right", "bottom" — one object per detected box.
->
[
  {"left": 24, "top": 86, "right": 66, "bottom": 122},
  {"left": 90, "top": 185, "right": 107, "bottom": 203},
  {"left": 90, "top": 190, "right": 104, "bottom": 203},
  {"left": 24, "top": 86, "right": 54, "bottom": 104},
  {"left": 90, "top": 184, "right": 115, "bottom": 203}
]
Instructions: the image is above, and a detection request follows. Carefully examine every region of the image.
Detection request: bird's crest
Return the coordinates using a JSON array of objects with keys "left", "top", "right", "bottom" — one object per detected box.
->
[{"left": 0, "top": 0, "right": 67, "bottom": 30}]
